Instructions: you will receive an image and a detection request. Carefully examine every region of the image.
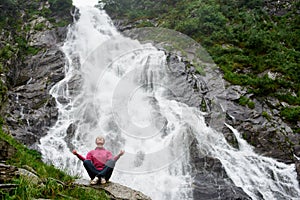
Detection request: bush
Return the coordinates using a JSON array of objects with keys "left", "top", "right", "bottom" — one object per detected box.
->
[
  {"left": 48, "top": 0, "right": 72, "bottom": 13},
  {"left": 238, "top": 96, "right": 255, "bottom": 109},
  {"left": 280, "top": 106, "right": 300, "bottom": 123}
]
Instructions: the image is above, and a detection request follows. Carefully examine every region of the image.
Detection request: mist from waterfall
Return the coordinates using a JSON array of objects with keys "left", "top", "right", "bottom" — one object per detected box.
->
[{"left": 39, "top": 1, "right": 300, "bottom": 200}]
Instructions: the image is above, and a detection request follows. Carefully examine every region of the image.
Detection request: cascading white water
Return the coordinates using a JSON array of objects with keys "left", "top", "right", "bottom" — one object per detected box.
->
[{"left": 39, "top": 1, "right": 300, "bottom": 200}]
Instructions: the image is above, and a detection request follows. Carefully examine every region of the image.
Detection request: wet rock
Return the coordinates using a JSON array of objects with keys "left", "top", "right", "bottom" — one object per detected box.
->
[
  {"left": 190, "top": 140, "right": 251, "bottom": 200},
  {"left": 4, "top": 45, "right": 66, "bottom": 148},
  {"left": 296, "top": 160, "right": 300, "bottom": 183},
  {"left": 222, "top": 125, "right": 239, "bottom": 149},
  {"left": 293, "top": 145, "right": 300, "bottom": 158},
  {"left": 225, "top": 95, "right": 296, "bottom": 163},
  {"left": 226, "top": 85, "right": 247, "bottom": 101},
  {"left": 65, "top": 123, "right": 77, "bottom": 150}
]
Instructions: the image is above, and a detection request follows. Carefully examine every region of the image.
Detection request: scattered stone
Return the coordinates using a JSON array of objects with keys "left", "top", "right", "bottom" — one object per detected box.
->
[
  {"left": 17, "top": 168, "right": 42, "bottom": 185},
  {"left": 0, "top": 139, "right": 17, "bottom": 161},
  {"left": 0, "top": 163, "right": 18, "bottom": 183},
  {"left": 0, "top": 183, "right": 18, "bottom": 193}
]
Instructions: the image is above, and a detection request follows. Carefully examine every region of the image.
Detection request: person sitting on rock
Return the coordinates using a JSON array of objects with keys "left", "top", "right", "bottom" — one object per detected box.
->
[{"left": 72, "top": 136, "right": 125, "bottom": 185}]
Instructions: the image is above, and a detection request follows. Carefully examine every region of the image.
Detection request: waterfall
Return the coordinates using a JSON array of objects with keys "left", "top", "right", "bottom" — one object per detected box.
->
[{"left": 39, "top": 1, "right": 300, "bottom": 200}]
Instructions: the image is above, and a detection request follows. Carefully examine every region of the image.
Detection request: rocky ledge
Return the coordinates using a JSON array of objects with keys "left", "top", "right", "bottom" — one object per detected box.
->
[{"left": 75, "top": 179, "right": 151, "bottom": 200}]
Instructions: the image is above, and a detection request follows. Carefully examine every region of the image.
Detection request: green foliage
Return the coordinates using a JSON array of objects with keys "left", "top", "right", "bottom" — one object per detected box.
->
[
  {"left": 0, "top": 131, "right": 71, "bottom": 182},
  {"left": 237, "top": 0, "right": 264, "bottom": 9},
  {"left": 280, "top": 106, "right": 300, "bottom": 123},
  {"left": 0, "top": 0, "right": 17, "bottom": 8},
  {"left": 3, "top": 176, "right": 109, "bottom": 200},
  {"left": 0, "top": 83, "right": 8, "bottom": 105},
  {"left": 0, "top": 44, "right": 15, "bottom": 60},
  {"left": 238, "top": 96, "right": 255, "bottom": 109},
  {"left": 48, "top": 0, "right": 72, "bottom": 13},
  {"left": 136, "top": 20, "right": 154, "bottom": 28},
  {"left": 34, "top": 22, "right": 46, "bottom": 31},
  {"left": 176, "top": 4, "right": 227, "bottom": 37},
  {"left": 63, "top": 187, "right": 109, "bottom": 200},
  {"left": 103, "top": 0, "right": 179, "bottom": 19},
  {"left": 276, "top": 93, "right": 300, "bottom": 106},
  {"left": 54, "top": 19, "right": 70, "bottom": 27},
  {"left": 262, "top": 111, "right": 271, "bottom": 121}
]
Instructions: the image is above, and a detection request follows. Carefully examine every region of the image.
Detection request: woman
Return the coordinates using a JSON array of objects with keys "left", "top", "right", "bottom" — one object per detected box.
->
[{"left": 72, "top": 136, "right": 125, "bottom": 185}]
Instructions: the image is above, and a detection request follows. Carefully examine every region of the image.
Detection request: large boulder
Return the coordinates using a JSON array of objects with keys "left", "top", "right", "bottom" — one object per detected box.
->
[{"left": 75, "top": 179, "right": 151, "bottom": 200}]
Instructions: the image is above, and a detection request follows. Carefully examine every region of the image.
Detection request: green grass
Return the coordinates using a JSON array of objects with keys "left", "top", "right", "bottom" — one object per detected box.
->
[
  {"left": 238, "top": 96, "right": 255, "bottom": 109},
  {"left": 0, "top": 126, "right": 109, "bottom": 200}
]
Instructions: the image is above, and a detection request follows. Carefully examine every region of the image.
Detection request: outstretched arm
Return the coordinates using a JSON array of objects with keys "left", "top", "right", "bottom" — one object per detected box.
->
[
  {"left": 72, "top": 149, "right": 86, "bottom": 161},
  {"left": 113, "top": 150, "right": 125, "bottom": 161}
]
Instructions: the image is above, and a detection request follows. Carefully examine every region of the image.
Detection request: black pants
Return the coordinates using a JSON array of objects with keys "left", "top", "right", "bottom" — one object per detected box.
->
[{"left": 83, "top": 160, "right": 116, "bottom": 181}]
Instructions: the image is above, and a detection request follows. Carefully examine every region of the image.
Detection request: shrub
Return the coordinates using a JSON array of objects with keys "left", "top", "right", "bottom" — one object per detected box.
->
[
  {"left": 280, "top": 106, "right": 300, "bottom": 123},
  {"left": 48, "top": 0, "right": 72, "bottom": 13},
  {"left": 238, "top": 96, "right": 255, "bottom": 109}
]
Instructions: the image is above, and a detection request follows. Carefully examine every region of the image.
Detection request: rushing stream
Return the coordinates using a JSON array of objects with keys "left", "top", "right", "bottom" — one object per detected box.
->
[{"left": 39, "top": 1, "right": 300, "bottom": 199}]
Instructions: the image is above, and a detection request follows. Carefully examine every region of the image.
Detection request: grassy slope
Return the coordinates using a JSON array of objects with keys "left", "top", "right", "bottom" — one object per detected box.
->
[
  {"left": 103, "top": 0, "right": 300, "bottom": 132},
  {"left": 0, "top": 124, "right": 109, "bottom": 200}
]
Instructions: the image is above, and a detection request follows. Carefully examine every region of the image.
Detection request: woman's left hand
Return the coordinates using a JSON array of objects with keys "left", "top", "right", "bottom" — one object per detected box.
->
[{"left": 119, "top": 150, "right": 125, "bottom": 157}]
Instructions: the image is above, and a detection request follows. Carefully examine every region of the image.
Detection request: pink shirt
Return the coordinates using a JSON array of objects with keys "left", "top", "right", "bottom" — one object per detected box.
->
[{"left": 76, "top": 147, "right": 120, "bottom": 170}]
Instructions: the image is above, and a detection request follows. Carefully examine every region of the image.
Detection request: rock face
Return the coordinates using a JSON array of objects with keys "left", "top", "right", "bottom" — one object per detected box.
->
[
  {"left": 264, "top": 0, "right": 298, "bottom": 16},
  {"left": 5, "top": 33, "right": 65, "bottom": 146},
  {"left": 189, "top": 140, "right": 251, "bottom": 200},
  {"left": 1, "top": 0, "right": 71, "bottom": 149},
  {"left": 224, "top": 86, "right": 297, "bottom": 163},
  {"left": 4, "top": 44, "right": 66, "bottom": 149}
]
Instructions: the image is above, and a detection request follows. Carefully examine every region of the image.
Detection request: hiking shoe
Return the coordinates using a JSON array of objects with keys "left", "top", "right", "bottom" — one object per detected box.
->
[
  {"left": 100, "top": 177, "right": 106, "bottom": 184},
  {"left": 90, "top": 177, "right": 99, "bottom": 185}
]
